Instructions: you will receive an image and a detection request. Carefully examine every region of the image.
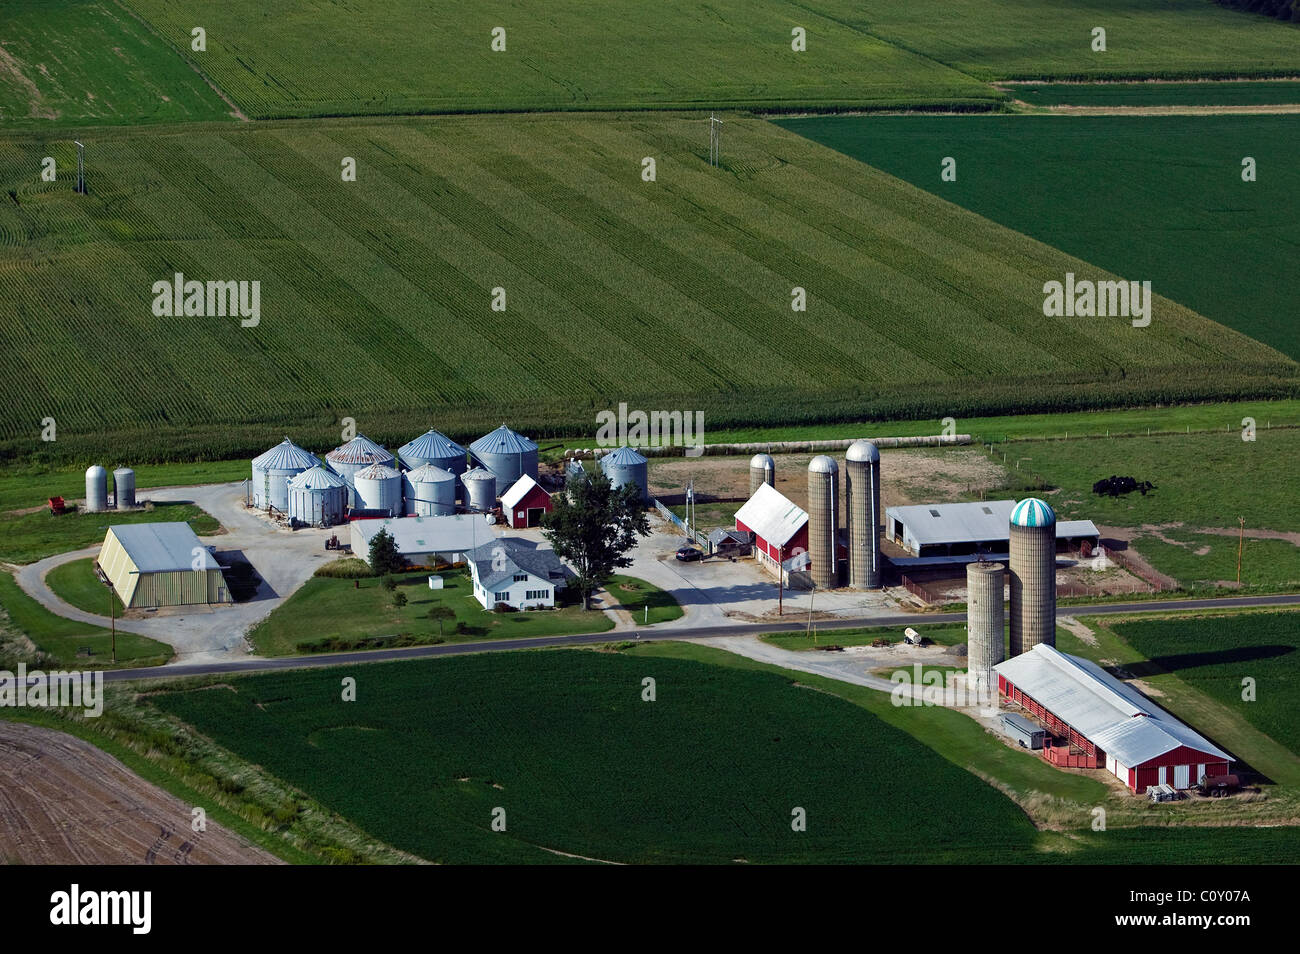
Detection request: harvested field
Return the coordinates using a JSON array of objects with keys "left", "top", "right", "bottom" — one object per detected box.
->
[{"left": 0, "top": 721, "right": 280, "bottom": 865}]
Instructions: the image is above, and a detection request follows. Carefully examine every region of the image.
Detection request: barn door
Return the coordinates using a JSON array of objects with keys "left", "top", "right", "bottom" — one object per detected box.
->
[{"left": 1174, "top": 765, "right": 1190, "bottom": 789}]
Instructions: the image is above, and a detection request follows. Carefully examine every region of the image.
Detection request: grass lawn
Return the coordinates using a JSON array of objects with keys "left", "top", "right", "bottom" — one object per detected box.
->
[
  {"left": 1009, "top": 80, "right": 1300, "bottom": 108},
  {"left": 604, "top": 575, "right": 682, "bottom": 626},
  {"left": 1113, "top": 611, "right": 1300, "bottom": 763},
  {"left": 248, "top": 570, "right": 614, "bottom": 656},
  {"left": 0, "top": 571, "right": 171, "bottom": 669},
  {"left": 0, "top": 502, "right": 220, "bottom": 565},
  {"left": 990, "top": 430, "right": 1300, "bottom": 534},
  {"left": 668, "top": 501, "right": 742, "bottom": 530},
  {"left": 150, "top": 648, "right": 1041, "bottom": 864},
  {"left": 1130, "top": 530, "right": 1300, "bottom": 592},
  {"left": 45, "top": 558, "right": 124, "bottom": 617},
  {"left": 777, "top": 114, "right": 1300, "bottom": 362},
  {"left": 0, "top": 460, "right": 248, "bottom": 513}
]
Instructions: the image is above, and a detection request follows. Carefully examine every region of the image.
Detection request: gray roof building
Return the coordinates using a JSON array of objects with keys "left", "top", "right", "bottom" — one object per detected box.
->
[{"left": 465, "top": 538, "right": 571, "bottom": 592}]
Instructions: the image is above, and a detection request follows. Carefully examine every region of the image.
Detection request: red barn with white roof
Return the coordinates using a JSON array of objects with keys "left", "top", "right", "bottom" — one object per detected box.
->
[
  {"left": 735, "top": 483, "right": 809, "bottom": 581},
  {"left": 501, "top": 474, "right": 552, "bottom": 528}
]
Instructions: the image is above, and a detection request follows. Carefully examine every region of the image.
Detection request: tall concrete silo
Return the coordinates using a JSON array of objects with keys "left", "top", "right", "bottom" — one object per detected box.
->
[
  {"left": 252, "top": 438, "right": 319, "bottom": 511},
  {"left": 469, "top": 425, "right": 538, "bottom": 489},
  {"left": 287, "top": 466, "right": 347, "bottom": 527},
  {"left": 113, "top": 467, "right": 136, "bottom": 510},
  {"left": 325, "top": 434, "right": 393, "bottom": 508},
  {"left": 807, "top": 455, "right": 839, "bottom": 590},
  {"left": 85, "top": 465, "right": 108, "bottom": 513},
  {"left": 749, "top": 453, "right": 775, "bottom": 496},
  {"left": 461, "top": 466, "right": 497, "bottom": 513},
  {"left": 404, "top": 464, "right": 457, "bottom": 516},
  {"left": 844, "top": 440, "right": 881, "bottom": 589},
  {"left": 600, "top": 446, "right": 648, "bottom": 502},
  {"left": 1009, "top": 498, "right": 1057, "bottom": 657},
  {"left": 353, "top": 463, "right": 403, "bottom": 516},
  {"left": 966, "top": 561, "right": 1005, "bottom": 693}
]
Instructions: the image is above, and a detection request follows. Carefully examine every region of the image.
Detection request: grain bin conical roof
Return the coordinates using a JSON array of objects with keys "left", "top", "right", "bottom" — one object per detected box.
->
[
  {"left": 398, "top": 429, "right": 467, "bottom": 465},
  {"left": 253, "top": 438, "right": 319, "bottom": 471},
  {"left": 287, "top": 465, "right": 347, "bottom": 490},
  {"left": 326, "top": 433, "right": 392, "bottom": 466},
  {"left": 600, "top": 446, "right": 647, "bottom": 467},
  {"left": 470, "top": 424, "right": 538, "bottom": 456}
]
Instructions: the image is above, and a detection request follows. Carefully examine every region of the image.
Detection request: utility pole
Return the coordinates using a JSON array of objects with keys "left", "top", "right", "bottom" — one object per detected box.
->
[
  {"left": 709, "top": 113, "right": 723, "bottom": 167},
  {"left": 806, "top": 583, "right": 816, "bottom": 644},
  {"left": 74, "top": 140, "right": 86, "bottom": 194},
  {"left": 1237, "top": 516, "right": 1246, "bottom": 584},
  {"left": 777, "top": 545, "right": 784, "bottom": 617}
]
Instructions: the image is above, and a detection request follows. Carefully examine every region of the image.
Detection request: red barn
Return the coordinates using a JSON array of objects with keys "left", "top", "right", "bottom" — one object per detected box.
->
[
  {"left": 996, "top": 644, "right": 1232, "bottom": 793},
  {"left": 501, "top": 474, "right": 552, "bottom": 529},
  {"left": 735, "top": 483, "right": 809, "bottom": 583}
]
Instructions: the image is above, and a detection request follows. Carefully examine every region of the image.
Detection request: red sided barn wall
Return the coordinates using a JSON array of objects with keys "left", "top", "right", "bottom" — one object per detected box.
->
[
  {"left": 737, "top": 519, "right": 808, "bottom": 567},
  {"left": 507, "top": 483, "right": 552, "bottom": 528}
]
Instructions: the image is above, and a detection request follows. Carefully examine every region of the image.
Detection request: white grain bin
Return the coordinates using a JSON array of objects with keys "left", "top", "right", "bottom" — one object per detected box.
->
[
  {"left": 112, "top": 467, "right": 136, "bottom": 510},
  {"left": 325, "top": 434, "right": 394, "bottom": 508},
  {"left": 353, "top": 462, "right": 403, "bottom": 517},
  {"left": 461, "top": 466, "right": 497, "bottom": 513},
  {"left": 286, "top": 465, "right": 348, "bottom": 527},
  {"left": 251, "top": 438, "right": 320, "bottom": 511},
  {"left": 85, "top": 465, "right": 108, "bottom": 513},
  {"left": 403, "top": 464, "right": 457, "bottom": 516}
]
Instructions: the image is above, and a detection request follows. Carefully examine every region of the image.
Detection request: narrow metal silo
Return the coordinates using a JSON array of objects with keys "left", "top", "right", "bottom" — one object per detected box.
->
[
  {"left": 844, "top": 440, "right": 881, "bottom": 589},
  {"left": 749, "top": 453, "right": 775, "bottom": 496},
  {"left": 251, "top": 438, "right": 320, "bottom": 511},
  {"left": 807, "top": 455, "right": 839, "bottom": 590},
  {"left": 600, "top": 446, "right": 648, "bottom": 502},
  {"left": 461, "top": 466, "right": 497, "bottom": 513},
  {"left": 325, "top": 434, "right": 393, "bottom": 508},
  {"left": 1008, "top": 498, "right": 1057, "bottom": 657},
  {"left": 353, "top": 463, "right": 403, "bottom": 516},
  {"left": 113, "top": 467, "right": 136, "bottom": 510},
  {"left": 85, "top": 465, "right": 108, "bottom": 513},
  {"left": 403, "top": 464, "right": 457, "bottom": 516},
  {"left": 966, "top": 561, "right": 1006, "bottom": 693},
  {"left": 287, "top": 465, "right": 348, "bottom": 527},
  {"left": 469, "top": 425, "right": 538, "bottom": 489}
]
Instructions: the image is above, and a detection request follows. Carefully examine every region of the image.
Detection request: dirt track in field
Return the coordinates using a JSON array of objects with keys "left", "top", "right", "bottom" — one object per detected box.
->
[{"left": 0, "top": 721, "right": 281, "bottom": 865}]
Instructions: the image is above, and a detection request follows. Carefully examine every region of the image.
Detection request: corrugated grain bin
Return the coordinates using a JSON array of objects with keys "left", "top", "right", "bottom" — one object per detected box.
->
[
  {"left": 113, "top": 467, "right": 136, "bottom": 510},
  {"left": 599, "top": 446, "right": 648, "bottom": 501},
  {"left": 403, "top": 464, "right": 457, "bottom": 516},
  {"left": 287, "top": 465, "right": 348, "bottom": 527},
  {"left": 325, "top": 434, "right": 393, "bottom": 508},
  {"left": 469, "top": 425, "right": 538, "bottom": 488},
  {"left": 461, "top": 466, "right": 497, "bottom": 513},
  {"left": 353, "top": 462, "right": 403, "bottom": 517},
  {"left": 85, "top": 465, "right": 108, "bottom": 513},
  {"left": 251, "top": 438, "right": 319, "bottom": 511},
  {"left": 398, "top": 429, "right": 468, "bottom": 499}
]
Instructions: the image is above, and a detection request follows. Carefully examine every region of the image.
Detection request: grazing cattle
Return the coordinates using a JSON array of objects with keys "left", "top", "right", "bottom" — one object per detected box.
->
[{"left": 1092, "top": 475, "right": 1155, "bottom": 497}]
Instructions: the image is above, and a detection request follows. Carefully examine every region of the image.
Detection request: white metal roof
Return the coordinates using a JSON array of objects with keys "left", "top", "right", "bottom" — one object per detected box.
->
[
  {"left": 351, "top": 514, "right": 492, "bottom": 555},
  {"left": 995, "top": 644, "right": 1231, "bottom": 767},
  {"left": 107, "top": 522, "right": 220, "bottom": 572},
  {"left": 734, "top": 483, "right": 807, "bottom": 548},
  {"left": 501, "top": 473, "right": 547, "bottom": 510},
  {"left": 886, "top": 499, "right": 1098, "bottom": 547}
]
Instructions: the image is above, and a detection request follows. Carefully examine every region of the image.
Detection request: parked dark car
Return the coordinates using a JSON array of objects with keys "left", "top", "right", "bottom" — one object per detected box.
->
[{"left": 675, "top": 546, "right": 703, "bottom": 562}]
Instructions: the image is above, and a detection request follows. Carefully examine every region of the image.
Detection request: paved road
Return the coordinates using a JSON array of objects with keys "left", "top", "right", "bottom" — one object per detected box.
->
[{"left": 100, "top": 591, "right": 1300, "bottom": 683}]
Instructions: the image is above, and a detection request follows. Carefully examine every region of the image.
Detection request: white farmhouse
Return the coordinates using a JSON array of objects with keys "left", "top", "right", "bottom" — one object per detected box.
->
[{"left": 466, "top": 539, "right": 571, "bottom": 610}]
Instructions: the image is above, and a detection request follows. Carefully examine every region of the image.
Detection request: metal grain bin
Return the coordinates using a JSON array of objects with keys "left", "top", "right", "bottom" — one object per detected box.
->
[
  {"left": 599, "top": 446, "right": 648, "bottom": 501},
  {"left": 469, "top": 424, "right": 538, "bottom": 489},
  {"left": 397, "top": 429, "right": 468, "bottom": 474},
  {"left": 403, "top": 464, "right": 457, "bottom": 516},
  {"left": 807, "top": 455, "right": 839, "bottom": 590},
  {"left": 1009, "top": 498, "right": 1057, "bottom": 657},
  {"left": 461, "top": 466, "right": 497, "bottom": 513},
  {"left": 251, "top": 438, "right": 320, "bottom": 512},
  {"left": 113, "top": 467, "right": 136, "bottom": 510},
  {"left": 85, "top": 465, "right": 108, "bottom": 513},
  {"left": 325, "top": 434, "right": 393, "bottom": 508},
  {"left": 287, "top": 465, "right": 348, "bottom": 527},
  {"left": 749, "top": 453, "right": 775, "bottom": 496},
  {"left": 353, "top": 462, "right": 403, "bottom": 517}
]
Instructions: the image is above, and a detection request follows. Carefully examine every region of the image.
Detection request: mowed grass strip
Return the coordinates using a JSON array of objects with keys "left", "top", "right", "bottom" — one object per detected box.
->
[
  {"left": 121, "top": 0, "right": 997, "bottom": 118},
  {"left": 777, "top": 114, "right": 1300, "bottom": 361},
  {"left": 151, "top": 650, "right": 1039, "bottom": 864},
  {"left": 1, "top": 114, "right": 1289, "bottom": 464},
  {"left": 1007, "top": 80, "right": 1300, "bottom": 108},
  {"left": 0, "top": 0, "right": 233, "bottom": 126},
  {"left": 0, "top": 501, "right": 218, "bottom": 565}
]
